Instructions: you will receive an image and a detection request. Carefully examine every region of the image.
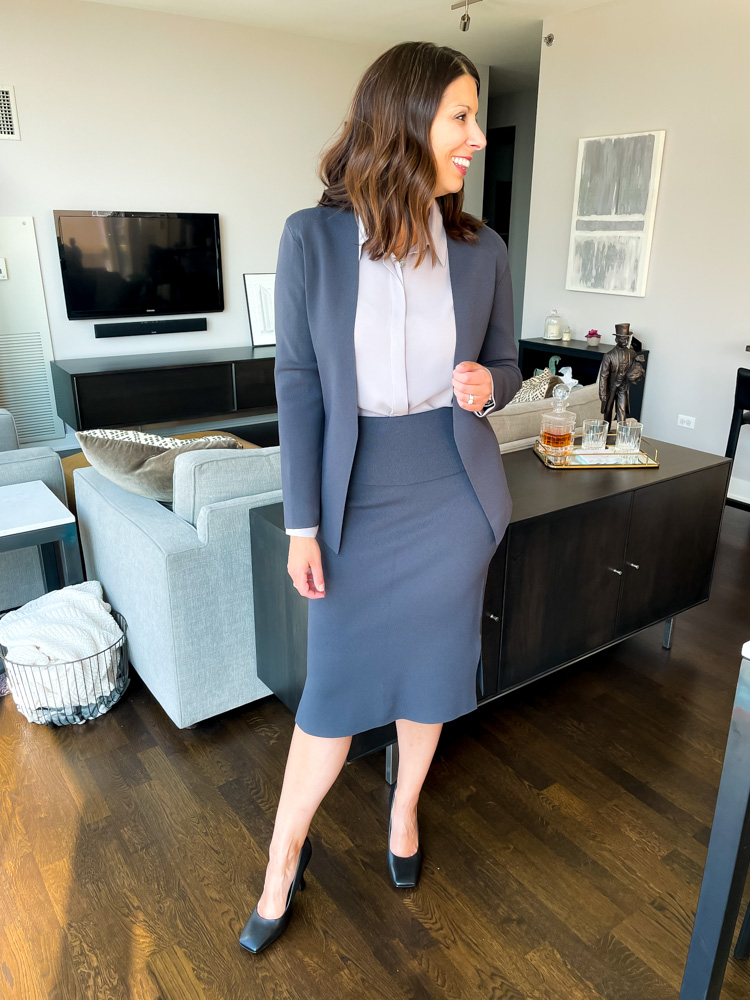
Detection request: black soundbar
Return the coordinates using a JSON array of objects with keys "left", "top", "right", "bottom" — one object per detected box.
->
[{"left": 94, "top": 317, "right": 208, "bottom": 338}]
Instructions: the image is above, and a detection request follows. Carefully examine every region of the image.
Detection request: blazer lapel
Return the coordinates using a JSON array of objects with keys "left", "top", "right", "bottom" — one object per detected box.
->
[
  {"left": 446, "top": 234, "right": 472, "bottom": 376},
  {"left": 327, "top": 209, "right": 361, "bottom": 425}
]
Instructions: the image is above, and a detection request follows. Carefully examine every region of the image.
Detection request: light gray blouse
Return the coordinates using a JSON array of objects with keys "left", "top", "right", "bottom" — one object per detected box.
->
[{"left": 286, "top": 198, "right": 496, "bottom": 537}]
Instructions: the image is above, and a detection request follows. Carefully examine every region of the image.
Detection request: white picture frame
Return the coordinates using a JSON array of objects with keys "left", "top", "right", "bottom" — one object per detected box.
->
[
  {"left": 243, "top": 272, "right": 276, "bottom": 346},
  {"left": 565, "top": 130, "right": 665, "bottom": 297}
]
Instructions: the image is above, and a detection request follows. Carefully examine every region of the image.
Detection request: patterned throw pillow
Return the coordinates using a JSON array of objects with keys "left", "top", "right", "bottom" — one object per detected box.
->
[
  {"left": 509, "top": 368, "right": 554, "bottom": 405},
  {"left": 75, "top": 428, "right": 241, "bottom": 502}
]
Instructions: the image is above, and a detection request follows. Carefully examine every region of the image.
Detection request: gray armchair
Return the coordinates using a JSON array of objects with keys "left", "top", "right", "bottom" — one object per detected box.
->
[
  {"left": 0, "top": 408, "right": 68, "bottom": 613},
  {"left": 73, "top": 445, "right": 284, "bottom": 729}
]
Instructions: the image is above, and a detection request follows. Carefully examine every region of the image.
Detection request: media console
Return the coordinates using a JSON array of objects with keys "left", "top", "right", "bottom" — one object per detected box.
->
[{"left": 50, "top": 346, "right": 276, "bottom": 430}]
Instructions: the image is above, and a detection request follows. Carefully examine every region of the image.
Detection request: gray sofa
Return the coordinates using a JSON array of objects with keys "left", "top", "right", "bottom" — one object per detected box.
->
[
  {"left": 0, "top": 408, "right": 68, "bottom": 614},
  {"left": 74, "top": 447, "right": 283, "bottom": 728}
]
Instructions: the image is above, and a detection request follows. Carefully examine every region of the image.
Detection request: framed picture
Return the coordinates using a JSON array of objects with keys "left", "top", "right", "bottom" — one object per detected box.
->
[
  {"left": 565, "top": 130, "right": 665, "bottom": 297},
  {"left": 243, "top": 272, "right": 276, "bottom": 346}
]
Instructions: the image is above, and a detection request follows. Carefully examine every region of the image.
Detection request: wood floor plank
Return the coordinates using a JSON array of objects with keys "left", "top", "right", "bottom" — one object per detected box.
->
[{"left": 1, "top": 505, "right": 749, "bottom": 998}]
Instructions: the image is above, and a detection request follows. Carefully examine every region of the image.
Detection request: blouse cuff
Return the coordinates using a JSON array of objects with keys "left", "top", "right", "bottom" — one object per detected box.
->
[
  {"left": 286, "top": 525, "right": 319, "bottom": 537},
  {"left": 473, "top": 367, "right": 497, "bottom": 417}
]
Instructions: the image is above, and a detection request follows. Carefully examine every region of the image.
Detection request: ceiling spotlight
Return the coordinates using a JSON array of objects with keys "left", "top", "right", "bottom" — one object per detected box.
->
[{"left": 451, "top": 0, "right": 483, "bottom": 33}]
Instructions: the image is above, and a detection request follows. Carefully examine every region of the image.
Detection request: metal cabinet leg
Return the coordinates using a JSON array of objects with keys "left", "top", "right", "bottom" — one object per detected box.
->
[
  {"left": 663, "top": 617, "right": 675, "bottom": 649},
  {"left": 385, "top": 741, "right": 399, "bottom": 784},
  {"left": 734, "top": 903, "right": 750, "bottom": 960}
]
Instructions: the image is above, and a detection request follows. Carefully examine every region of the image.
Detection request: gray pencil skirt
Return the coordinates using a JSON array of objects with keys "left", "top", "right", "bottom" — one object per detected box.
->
[{"left": 294, "top": 405, "right": 499, "bottom": 738}]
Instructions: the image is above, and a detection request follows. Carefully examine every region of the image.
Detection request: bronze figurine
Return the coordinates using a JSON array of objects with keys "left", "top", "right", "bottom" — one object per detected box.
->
[{"left": 598, "top": 323, "right": 646, "bottom": 426}]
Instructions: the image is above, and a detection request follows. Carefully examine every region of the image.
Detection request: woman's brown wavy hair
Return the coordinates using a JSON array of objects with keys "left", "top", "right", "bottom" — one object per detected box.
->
[{"left": 317, "top": 41, "right": 486, "bottom": 268}]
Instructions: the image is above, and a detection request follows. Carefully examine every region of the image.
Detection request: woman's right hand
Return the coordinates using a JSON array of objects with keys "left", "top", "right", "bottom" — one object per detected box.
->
[{"left": 288, "top": 536, "right": 326, "bottom": 599}]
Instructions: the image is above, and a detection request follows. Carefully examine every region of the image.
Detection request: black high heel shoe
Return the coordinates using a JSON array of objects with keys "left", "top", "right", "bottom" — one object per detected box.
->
[
  {"left": 387, "top": 781, "right": 422, "bottom": 888},
  {"left": 239, "top": 836, "right": 312, "bottom": 954}
]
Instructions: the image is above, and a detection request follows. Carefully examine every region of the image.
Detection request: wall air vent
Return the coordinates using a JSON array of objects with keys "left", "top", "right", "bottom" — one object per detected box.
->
[{"left": 0, "top": 86, "right": 20, "bottom": 140}]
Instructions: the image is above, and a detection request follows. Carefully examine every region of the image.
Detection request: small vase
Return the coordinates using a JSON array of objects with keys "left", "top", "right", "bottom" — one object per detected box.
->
[{"left": 586, "top": 336, "right": 601, "bottom": 348}]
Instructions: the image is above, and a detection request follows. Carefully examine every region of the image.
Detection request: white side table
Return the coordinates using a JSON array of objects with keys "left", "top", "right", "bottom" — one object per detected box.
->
[{"left": 0, "top": 480, "right": 84, "bottom": 594}]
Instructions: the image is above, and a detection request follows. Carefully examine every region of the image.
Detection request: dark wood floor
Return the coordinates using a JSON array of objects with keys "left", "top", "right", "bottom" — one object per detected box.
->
[{"left": 2, "top": 507, "right": 749, "bottom": 1000}]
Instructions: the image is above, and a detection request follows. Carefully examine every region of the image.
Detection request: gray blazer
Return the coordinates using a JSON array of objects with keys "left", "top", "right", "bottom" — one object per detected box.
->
[{"left": 273, "top": 204, "right": 523, "bottom": 554}]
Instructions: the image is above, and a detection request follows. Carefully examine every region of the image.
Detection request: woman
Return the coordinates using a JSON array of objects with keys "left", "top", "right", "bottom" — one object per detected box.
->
[{"left": 240, "top": 40, "right": 522, "bottom": 955}]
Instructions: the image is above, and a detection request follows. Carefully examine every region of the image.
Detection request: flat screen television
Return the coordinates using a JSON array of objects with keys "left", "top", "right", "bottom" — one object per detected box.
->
[{"left": 53, "top": 210, "right": 224, "bottom": 320}]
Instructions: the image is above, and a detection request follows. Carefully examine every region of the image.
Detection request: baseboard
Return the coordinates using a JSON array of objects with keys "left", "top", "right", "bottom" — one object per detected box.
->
[{"left": 728, "top": 475, "right": 750, "bottom": 506}]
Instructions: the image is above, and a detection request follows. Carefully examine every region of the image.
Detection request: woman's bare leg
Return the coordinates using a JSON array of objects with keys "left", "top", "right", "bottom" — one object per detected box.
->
[
  {"left": 257, "top": 723, "right": 352, "bottom": 919},
  {"left": 389, "top": 719, "right": 442, "bottom": 856}
]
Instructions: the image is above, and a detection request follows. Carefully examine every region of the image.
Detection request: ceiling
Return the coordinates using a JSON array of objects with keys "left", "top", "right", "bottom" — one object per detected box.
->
[{"left": 82, "top": 0, "right": 614, "bottom": 96}]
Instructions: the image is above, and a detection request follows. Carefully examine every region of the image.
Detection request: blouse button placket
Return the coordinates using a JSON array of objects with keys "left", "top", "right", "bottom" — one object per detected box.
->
[{"left": 388, "top": 254, "right": 409, "bottom": 416}]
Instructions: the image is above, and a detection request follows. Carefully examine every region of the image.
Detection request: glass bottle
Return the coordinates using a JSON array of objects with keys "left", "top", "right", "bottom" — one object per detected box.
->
[
  {"left": 543, "top": 308, "right": 562, "bottom": 340},
  {"left": 540, "top": 383, "right": 576, "bottom": 464}
]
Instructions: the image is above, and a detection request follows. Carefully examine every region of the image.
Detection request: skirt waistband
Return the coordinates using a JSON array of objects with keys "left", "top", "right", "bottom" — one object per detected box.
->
[{"left": 348, "top": 406, "right": 465, "bottom": 486}]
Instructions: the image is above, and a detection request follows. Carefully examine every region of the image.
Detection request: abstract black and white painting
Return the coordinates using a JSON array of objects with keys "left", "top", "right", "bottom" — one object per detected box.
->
[
  {"left": 565, "top": 130, "right": 665, "bottom": 296},
  {"left": 243, "top": 272, "right": 276, "bottom": 346}
]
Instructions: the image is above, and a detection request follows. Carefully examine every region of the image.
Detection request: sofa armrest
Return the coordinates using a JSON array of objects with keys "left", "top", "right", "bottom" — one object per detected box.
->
[
  {"left": 0, "top": 447, "right": 65, "bottom": 504},
  {"left": 0, "top": 409, "right": 19, "bottom": 452},
  {"left": 73, "top": 465, "right": 204, "bottom": 556},
  {"left": 195, "top": 489, "right": 283, "bottom": 546},
  {"left": 73, "top": 466, "right": 279, "bottom": 727},
  {"left": 173, "top": 446, "right": 281, "bottom": 526}
]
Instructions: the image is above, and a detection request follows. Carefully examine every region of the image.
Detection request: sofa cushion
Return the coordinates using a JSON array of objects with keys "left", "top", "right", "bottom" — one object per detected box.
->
[
  {"left": 172, "top": 445, "right": 282, "bottom": 526},
  {"left": 62, "top": 429, "right": 257, "bottom": 517},
  {"left": 75, "top": 428, "right": 241, "bottom": 503},
  {"left": 508, "top": 367, "right": 557, "bottom": 404},
  {"left": 488, "top": 382, "right": 602, "bottom": 447}
]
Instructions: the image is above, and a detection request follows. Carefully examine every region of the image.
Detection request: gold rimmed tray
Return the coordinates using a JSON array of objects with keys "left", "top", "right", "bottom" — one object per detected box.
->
[{"left": 533, "top": 436, "right": 660, "bottom": 470}]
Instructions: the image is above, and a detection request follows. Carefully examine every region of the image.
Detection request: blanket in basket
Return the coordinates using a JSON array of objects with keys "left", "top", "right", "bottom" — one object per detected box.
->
[{"left": 0, "top": 581, "right": 128, "bottom": 725}]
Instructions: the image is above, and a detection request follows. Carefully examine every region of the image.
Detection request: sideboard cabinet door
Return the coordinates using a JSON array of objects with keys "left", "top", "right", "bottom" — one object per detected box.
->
[
  {"left": 615, "top": 465, "right": 728, "bottom": 638},
  {"left": 479, "top": 535, "right": 507, "bottom": 700},
  {"left": 499, "top": 493, "right": 632, "bottom": 691}
]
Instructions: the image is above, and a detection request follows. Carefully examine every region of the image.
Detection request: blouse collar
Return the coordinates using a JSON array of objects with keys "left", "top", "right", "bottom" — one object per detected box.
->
[{"left": 356, "top": 198, "right": 447, "bottom": 267}]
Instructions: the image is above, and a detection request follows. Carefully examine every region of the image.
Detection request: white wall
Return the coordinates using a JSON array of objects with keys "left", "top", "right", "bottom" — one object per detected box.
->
[
  {"left": 0, "top": 0, "right": 487, "bottom": 364},
  {"left": 487, "top": 88, "right": 538, "bottom": 342},
  {"left": 523, "top": 0, "right": 750, "bottom": 499}
]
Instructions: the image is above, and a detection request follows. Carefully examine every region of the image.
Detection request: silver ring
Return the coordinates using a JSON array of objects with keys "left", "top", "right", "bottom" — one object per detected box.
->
[{"left": 468, "top": 393, "right": 474, "bottom": 404}]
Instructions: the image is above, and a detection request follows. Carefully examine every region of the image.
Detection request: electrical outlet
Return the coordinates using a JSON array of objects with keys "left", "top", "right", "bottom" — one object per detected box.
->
[{"left": 678, "top": 414, "right": 696, "bottom": 429}]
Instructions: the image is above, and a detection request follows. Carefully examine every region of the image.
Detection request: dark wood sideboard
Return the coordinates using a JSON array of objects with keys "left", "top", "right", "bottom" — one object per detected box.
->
[
  {"left": 249, "top": 440, "right": 730, "bottom": 771},
  {"left": 50, "top": 347, "right": 277, "bottom": 430}
]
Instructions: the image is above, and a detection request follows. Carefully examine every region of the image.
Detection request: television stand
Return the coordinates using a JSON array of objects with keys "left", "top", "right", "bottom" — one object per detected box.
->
[{"left": 50, "top": 346, "right": 276, "bottom": 431}]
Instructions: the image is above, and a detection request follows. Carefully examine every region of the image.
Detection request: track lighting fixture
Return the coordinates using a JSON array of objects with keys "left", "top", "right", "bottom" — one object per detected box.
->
[{"left": 450, "top": 0, "right": 484, "bottom": 33}]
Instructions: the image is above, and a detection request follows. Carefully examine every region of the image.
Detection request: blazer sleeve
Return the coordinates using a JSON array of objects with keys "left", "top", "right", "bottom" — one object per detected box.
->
[
  {"left": 274, "top": 221, "right": 325, "bottom": 532},
  {"left": 475, "top": 242, "right": 523, "bottom": 410}
]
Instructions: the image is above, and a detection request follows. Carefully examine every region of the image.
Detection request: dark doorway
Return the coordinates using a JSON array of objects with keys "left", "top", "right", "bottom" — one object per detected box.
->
[{"left": 482, "top": 125, "right": 515, "bottom": 245}]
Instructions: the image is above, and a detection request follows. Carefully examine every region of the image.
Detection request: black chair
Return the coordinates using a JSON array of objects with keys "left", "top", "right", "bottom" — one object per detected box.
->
[{"left": 725, "top": 367, "right": 750, "bottom": 460}]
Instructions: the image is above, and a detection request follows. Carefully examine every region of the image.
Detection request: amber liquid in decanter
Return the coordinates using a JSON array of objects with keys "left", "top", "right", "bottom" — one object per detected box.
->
[{"left": 540, "top": 427, "right": 575, "bottom": 450}]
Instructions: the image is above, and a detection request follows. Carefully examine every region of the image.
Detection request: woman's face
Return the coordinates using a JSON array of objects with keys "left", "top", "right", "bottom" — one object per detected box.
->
[{"left": 430, "top": 73, "right": 487, "bottom": 199}]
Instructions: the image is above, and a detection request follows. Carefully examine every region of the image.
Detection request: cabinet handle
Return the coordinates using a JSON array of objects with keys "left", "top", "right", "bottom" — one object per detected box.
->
[
  {"left": 626, "top": 562, "right": 640, "bottom": 570},
  {"left": 610, "top": 568, "right": 623, "bottom": 576},
  {"left": 485, "top": 612, "right": 500, "bottom": 621}
]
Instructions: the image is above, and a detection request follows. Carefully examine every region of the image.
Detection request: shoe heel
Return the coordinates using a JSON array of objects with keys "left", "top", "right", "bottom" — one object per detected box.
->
[{"left": 300, "top": 875, "right": 306, "bottom": 890}]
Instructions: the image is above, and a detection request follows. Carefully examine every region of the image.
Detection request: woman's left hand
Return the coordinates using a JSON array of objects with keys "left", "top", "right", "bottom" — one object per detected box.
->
[{"left": 452, "top": 361, "right": 493, "bottom": 411}]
